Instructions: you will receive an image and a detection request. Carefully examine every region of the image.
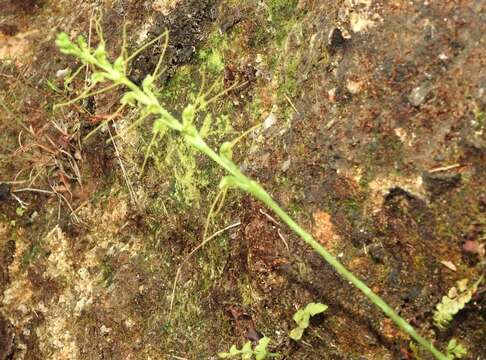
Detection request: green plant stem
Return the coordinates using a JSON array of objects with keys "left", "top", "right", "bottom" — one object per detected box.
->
[
  {"left": 251, "top": 190, "right": 445, "bottom": 358},
  {"left": 58, "top": 39, "right": 447, "bottom": 358},
  {"left": 121, "top": 75, "right": 447, "bottom": 360},
  {"left": 193, "top": 139, "right": 447, "bottom": 360}
]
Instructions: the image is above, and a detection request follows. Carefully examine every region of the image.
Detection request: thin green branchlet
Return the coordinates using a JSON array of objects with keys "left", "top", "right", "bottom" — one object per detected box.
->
[{"left": 55, "top": 31, "right": 449, "bottom": 360}]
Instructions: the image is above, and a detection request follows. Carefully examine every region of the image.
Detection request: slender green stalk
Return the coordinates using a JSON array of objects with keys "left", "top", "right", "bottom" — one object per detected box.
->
[
  {"left": 189, "top": 138, "right": 448, "bottom": 360},
  {"left": 55, "top": 32, "right": 448, "bottom": 360}
]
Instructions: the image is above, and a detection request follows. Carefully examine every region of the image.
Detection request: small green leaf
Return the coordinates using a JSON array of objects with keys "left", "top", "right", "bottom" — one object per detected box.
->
[
  {"left": 456, "top": 279, "right": 468, "bottom": 292},
  {"left": 16, "top": 207, "right": 26, "bottom": 216},
  {"left": 254, "top": 337, "right": 270, "bottom": 359},
  {"left": 46, "top": 79, "right": 62, "bottom": 94},
  {"left": 305, "top": 303, "right": 328, "bottom": 316},
  {"left": 218, "top": 338, "right": 275, "bottom": 359},
  {"left": 289, "top": 327, "right": 305, "bottom": 341},
  {"left": 298, "top": 314, "right": 310, "bottom": 330},
  {"left": 76, "top": 35, "right": 88, "bottom": 51},
  {"left": 55, "top": 32, "right": 70, "bottom": 48},
  {"left": 120, "top": 91, "right": 137, "bottom": 106},
  {"left": 142, "top": 74, "right": 155, "bottom": 93},
  {"left": 241, "top": 342, "right": 252, "bottom": 352},
  {"left": 146, "top": 103, "right": 160, "bottom": 114},
  {"left": 56, "top": 33, "right": 79, "bottom": 56},
  {"left": 446, "top": 338, "right": 467, "bottom": 359},
  {"left": 153, "top": 118, "right": 166, "bottom": 134},
  {"left": 91, "top": 72, "right": 107, "bottom": 85},
  {"left": 219, "top": 176, "right": 237, "bottom": 190},
  {"left": 292, "top": 309, "right": 305, "bottom": 323},
  {"left": 290, "top": 302, "right": 328, "bottom": 341},
  {"left": 94, "top": 42, "right": 107, "bottom": 61},
  {"left": 182, "top": 122, "right": 198, "bottom": 139},
  {"left": 182, "top": 104, "right": 196, "bottom": 125},
  {"left": 199, "top": 113, "right": 212, "bottom": 138},
  {"left": 55, "top": 32, "right": 70, "bottom": 46},
  {"left": 254, "top": 337, "right": 270, "bottom": 352},
  {"left": 229, "top": 345, "right": 239, "bottom": 355},
  {"left": 219, "top": 141, "right": 233, "bottom": 160},
  {"left": 447, "top": 339, "right": 458, "bottom": 351},
  {"left": 113, "top": 56, "right": 125, "bottom": 74}
]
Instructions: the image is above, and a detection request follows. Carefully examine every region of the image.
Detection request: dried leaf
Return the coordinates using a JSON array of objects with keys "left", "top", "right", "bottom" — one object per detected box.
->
[{"left": 440, "top": 261, "right": 457, "bottom": 271}]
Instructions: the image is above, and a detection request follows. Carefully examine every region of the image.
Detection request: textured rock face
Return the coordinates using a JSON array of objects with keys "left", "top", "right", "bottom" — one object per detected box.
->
[
  {"left": 0, "top": 315, "right": 14, "bottom": 360},
  {"left": 0, "top": 0, "right": 485, "bottom": 359}
]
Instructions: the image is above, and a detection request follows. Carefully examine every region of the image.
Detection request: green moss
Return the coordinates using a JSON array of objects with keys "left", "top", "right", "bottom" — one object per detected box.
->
[
  {"left": 253, "top": 24, "right": 271, "bottom": 47},
  {"left": 267, "top": 0, "right": 301, "bottom": 45},
  {"left": 199, "top": 234, "right": 230, "bottom": 288},
  {"left": 280, "top": 77, "right": 298, "bottom": 97},
  {"left": 205, "top": 30, "right": 229, "bottom": 53},
  {"left": 342, "top": 199, "right": 362, "bottom": 219},
  {"left": 199, "top": 48, "right": 225, "bottom": 74},
  {"left": 413, "top": 255, "right": 426, "bottom": 269},
  {"left": 147, "top": 111, "right": 233, "bottom": 209},
  {"left": 100, "top": 257, "right": 115, "bottom": 287},
  {"left": 267, "top": 0, "right": 299, "bottom": 25},
  {"left": 238, "top": 273, "right": 254, "bottom": 306},
  {"left": 159, "top": 65, "right": 195, "bottom": 105},
  {"left": 21, "top": 241, "right": 43, "bottom": 270},
  {"left": 198, "top": 28, "right": 227, "bottom": 75},
  {"left": 166, "top": 137, "right": 206, "bottom": 208},
  {"left": 281, "top": 54, "right": 301, "bottom": 94},
  {"left": 146, "top": 55, "right": 234, "bottom": 208},
  {"left": 131, "top": 227, "right": 233, "bottom": 356},
  {"left": 473, "top": 109, "right": 485, "bottom": 131}
]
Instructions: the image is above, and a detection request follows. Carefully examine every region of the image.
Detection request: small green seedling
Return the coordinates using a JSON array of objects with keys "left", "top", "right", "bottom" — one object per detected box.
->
[
  {"left": 445, "top": 338, "right": 467, "bottom": 360},
  {"left": 433, "top": 276, "right": 483, "bottom": 329},
  {"left": 289, "top": 302, "right": 328, "bottom": 340},
  {"left": 411, "top": 338, "right": 468, "bottom": 360},
  {"left": 218, "top": 337, "right": 278, "bottom": 360},
  {"left": 16, "top": 206, "right": 26, "bottom": 216}
]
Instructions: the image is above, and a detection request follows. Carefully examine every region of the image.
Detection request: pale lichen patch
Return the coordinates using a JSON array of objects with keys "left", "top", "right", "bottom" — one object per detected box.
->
[
  {"left": 1, "top": 184, "right": 147, "bottom": 358},
  {"left": 152, "top": 0, "right": 183, "bottom": 15},
  {"left": 341, "top": 0, "right": 383, "bottom": 33},
  {"left": 2, "top": 227, "right": 33, "bottom": 326},
  {"left": 367, "top": 174, "right": 426, "bottom": 212}
]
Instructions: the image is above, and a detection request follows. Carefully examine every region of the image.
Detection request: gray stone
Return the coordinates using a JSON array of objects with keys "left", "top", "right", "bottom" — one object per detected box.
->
[{"left": 408, "top": 82, "right": 432, "bottom": 107}]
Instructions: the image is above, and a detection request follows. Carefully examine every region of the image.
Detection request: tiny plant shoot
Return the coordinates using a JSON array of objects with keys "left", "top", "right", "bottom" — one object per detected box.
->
[
  {"left": 55, "top": 26, "right": 449, "bottom": 360},
  {"left": 433, "top": 276, "right": 483, "bottom": 330},
  {"left": 218, "top": 337, "right": 278, "bottom": 360},
  {"left": 445, "top": 339, "right": 467, "bottom": 360},
  {"left": 289, "top": 302, "right": 328, "bottom": 341}
]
